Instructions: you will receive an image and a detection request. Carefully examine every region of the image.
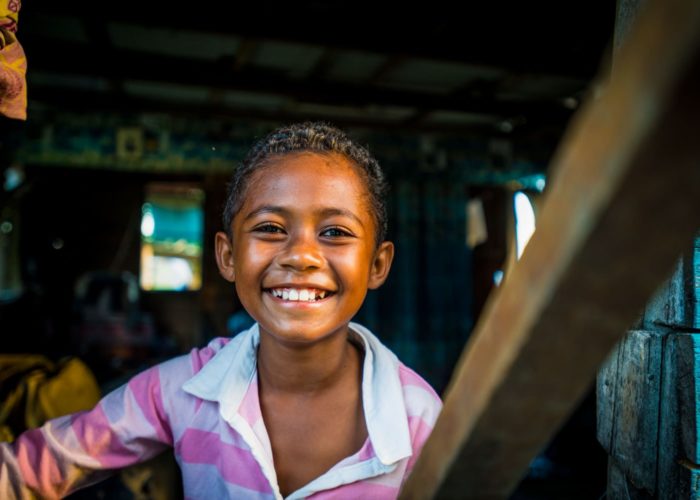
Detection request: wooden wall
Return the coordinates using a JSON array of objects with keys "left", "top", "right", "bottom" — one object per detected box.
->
[{"left": 598, "top": 239, "right": 700, "bottom": 498}]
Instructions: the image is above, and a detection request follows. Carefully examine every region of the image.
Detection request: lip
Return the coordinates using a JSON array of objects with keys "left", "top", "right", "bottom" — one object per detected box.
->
[{"left": 262, "top": 282, "right": 337, "bottom": 293}]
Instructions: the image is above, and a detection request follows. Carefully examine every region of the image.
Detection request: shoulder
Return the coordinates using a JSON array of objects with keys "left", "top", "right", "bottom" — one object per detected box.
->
[
  {"left": 186, "top": 337, "right": 233, "bottom": 374},
  {"left": 395, "top": 363, "right": 442, "bottom": 473},
  {"left": 350, "top": 322, "right": 442, "bottom": 431},
  {"left": 123, "top": 337, "right": 234, "bottom": 406},
  {"left": 397, "top": 363, "right": 442, "bottom": 427},
  {"left": 119, "top": 337, "right": 236, "bottom": 437},
  {"left": 155, "top": 337, "right": 231, "bottom": 376}
]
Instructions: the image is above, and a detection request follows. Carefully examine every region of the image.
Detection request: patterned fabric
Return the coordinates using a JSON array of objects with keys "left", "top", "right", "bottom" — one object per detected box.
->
[
  {"left": 0, "top": 323, "right": 442, "bottom": 499},
  {"left": 0, "top": 0, "right": 25, "bottom": 120},
  {"left": 0, "top": 0, "right": 20, "bottom": 33}
]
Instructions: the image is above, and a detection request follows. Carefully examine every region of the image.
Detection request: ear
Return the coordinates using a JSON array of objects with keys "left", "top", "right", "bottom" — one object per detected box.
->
[
  {"left": 215, "top": 231, "right": 236, "bottom": 283},
  {"left": 368, "top": 241, "right": 394, "bottom": 289}
]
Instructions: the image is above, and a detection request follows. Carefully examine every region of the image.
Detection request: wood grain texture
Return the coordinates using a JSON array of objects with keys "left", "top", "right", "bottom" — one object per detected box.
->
[
  {"left": 658, "top": 334, "right": 700, "bottom": 499},
  {"left": 607, "top": 457, "right": 654, "bottom": 500},
  {"left": 400, "top": 0, "right": 700, "bottom": 497},
  {"left": 597, "top": 347, "right": 621, "bottom": 456},
  {"left": 677, "top": 460, "right": 700, "bottom": 499},
  {"left": 644, "top": 244, "right": 700, "bottom": 330},
  {"left": 597, "top": 331, "right": 664, "bottom": 494}
]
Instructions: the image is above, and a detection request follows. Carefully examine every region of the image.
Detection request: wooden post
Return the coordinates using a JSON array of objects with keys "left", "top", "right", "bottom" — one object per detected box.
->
[{"left": 400, "top": 0, "right": 700, "bottom": 497}]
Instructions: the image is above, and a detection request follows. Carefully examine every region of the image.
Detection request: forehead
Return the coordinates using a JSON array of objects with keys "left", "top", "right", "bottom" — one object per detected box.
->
[{"left": 242, "top": 152, "right": 371, "bottom": 209}]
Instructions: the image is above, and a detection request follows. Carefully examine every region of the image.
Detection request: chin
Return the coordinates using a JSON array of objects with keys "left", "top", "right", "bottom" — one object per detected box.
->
[{"left": 261, "top": 321, "right": 349, "bottom": 345}]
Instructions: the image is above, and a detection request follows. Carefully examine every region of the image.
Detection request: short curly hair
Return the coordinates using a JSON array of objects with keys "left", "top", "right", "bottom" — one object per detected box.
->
[{"left": 223, "top": 122, "right": 389, "bottom": 244}]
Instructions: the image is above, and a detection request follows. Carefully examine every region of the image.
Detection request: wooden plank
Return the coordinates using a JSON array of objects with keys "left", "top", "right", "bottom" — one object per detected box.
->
[
  {"left": 644, "top": 239, "right": 700, "bottom": 330},
  {"left": 658, "top": 333, "right": 684, "bottom": 499},
  {"left": 672, "top": 334, "right": 700, "bottom": 464},
  {"left": 400, "top": 0, "right": 700, "bottom": 497},
  {"left": 602, "top": 268, "right": 700, "bottom": 499},
  {"left": 677, "top": 460, "right": 700, "bottom": 499},
  {"left": 658, "top": 333, "right": 700, "bottom": 499},
  {"left": 644, "top": 258, "right": 688, "bottom": 329},
  {"left": 597, "top": 345, "right": 621, "bottom": 456},
  {"left": 596, "top": 331, "right": 664, "bottom": 494},
  {"left": 607, "top": 457, "right": 654, "bottom": 500},
  {"left": 600, "top": 264, "right": 699, "bottom": 498}
]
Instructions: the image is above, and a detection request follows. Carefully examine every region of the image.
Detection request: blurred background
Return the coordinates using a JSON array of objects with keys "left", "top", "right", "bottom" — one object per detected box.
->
[{"left": 0, "top": 1, "right": 616, "bottom": 497}]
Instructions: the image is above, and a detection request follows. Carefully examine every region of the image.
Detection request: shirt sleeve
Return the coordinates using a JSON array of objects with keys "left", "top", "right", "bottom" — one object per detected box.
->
[
  {"left": 398, "top": 365, "right": 443, "bottom": 478},
  {"left": 0, "top": 362, "right": 174, "bottom": 499}
]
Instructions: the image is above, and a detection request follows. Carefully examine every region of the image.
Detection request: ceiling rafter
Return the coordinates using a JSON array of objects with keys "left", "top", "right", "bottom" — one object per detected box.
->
[
  {"left": 28, "top": 86, "right": 518, "bottom": 136},
  {"left": 23, "top": 37, "right": 573, "bottom": 124},
  {"left": 366, "top": 55, "right": 408, "bottom": 86},
  {"left": 231, "top": 39, "right": 259, "bottom": 72},
  {"left": 306, "top": 48, "right": 338, "bottom": 80},
  {"left": 24, "top": 4, "right": 612, "bottom": 81}
]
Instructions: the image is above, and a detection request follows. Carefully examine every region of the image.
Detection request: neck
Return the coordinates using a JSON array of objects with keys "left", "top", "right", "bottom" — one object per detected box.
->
[{"left": 257, "top": 326, "right": 361, "bottom": 394}]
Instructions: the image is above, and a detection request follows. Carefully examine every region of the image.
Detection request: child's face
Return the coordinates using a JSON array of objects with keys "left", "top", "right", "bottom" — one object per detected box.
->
[{"left": 215, "top": 152, "right": 394, "bottom": 345}]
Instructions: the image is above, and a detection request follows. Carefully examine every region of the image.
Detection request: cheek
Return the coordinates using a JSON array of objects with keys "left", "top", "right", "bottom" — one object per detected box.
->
[
  {"left": 234, "top": 240, "right": 275, "bottom": 276},
  {"left": 329, "top": 246, "right": 374, "bottom": 281}
]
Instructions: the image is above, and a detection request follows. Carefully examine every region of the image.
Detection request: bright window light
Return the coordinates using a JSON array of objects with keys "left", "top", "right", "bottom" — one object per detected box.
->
[
  {"left": 140, "top": 203, "right": 155, "bottom": 238},
  {"left": 535, "top": 176, "right": 546, "bottom": 192},
  {"left": 140, "top": 185, "right": 204, "bottom": 291},
  {"left": 493, "top": 270, "right": 504, "bottom": 286},
  {"left": 514, "top": 192, "right": 536, "bottom": 260}
]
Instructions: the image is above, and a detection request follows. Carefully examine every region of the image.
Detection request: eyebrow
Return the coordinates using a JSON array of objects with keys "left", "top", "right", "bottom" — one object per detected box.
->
[
  {"left": 318, "top": 208, "right": 365, "bottom": 227},
  {"left": 243, "top": 205, "right": 365, "bottom": 227},
  {"left": 243, "top": 205, "right": 288, "bottom": 221}
]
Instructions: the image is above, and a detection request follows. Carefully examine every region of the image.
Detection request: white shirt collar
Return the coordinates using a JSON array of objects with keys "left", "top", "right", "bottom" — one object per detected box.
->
[{"left": 182, "top": 322, "right": 412, "bottom": 465}]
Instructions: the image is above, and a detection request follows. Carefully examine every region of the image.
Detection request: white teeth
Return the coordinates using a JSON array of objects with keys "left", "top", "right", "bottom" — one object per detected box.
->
[{"left": 269, "top": 288, "right": 330, "bottom": 302}]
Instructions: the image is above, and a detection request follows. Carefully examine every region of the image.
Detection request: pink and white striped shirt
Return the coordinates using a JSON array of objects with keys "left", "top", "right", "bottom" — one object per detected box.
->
[{"left": 0, "top": 323, "right": 442, "bottom": 499}]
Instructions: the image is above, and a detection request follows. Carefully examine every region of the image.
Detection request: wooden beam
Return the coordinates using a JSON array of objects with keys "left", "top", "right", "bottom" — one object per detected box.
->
[
  {"left": 25, "top": 4, "right": 612, "bottom": 80},
  {"left": 367, "top": 55, "right": 407, "bottom": 85},
  {"left": 21, "top": 37, "right": 569, "bottom": 123},
  {"left": 26, "top": 87, "right": 508, "bottom": 137},
  {"left": 306, "top": 48, "right": 338, "bottom": 80},
  {"left": 81, "top": 16, "right": 125, "bottom": 96},
  {"left": 232, "top": 39, "right": 259, "bottom": 72},
  {"left": 400, "top": 0, "right": 700, "bottom": 497}
]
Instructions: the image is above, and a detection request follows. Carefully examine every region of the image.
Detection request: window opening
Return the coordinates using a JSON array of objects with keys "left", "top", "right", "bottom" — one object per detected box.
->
[{"left": 140, "top": 184, "right": 204, "bottom": 291}]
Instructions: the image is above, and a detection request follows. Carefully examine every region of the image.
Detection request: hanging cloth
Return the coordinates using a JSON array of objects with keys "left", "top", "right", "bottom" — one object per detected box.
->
[
  {"left": 0, "top": 0, "right": 26, "bottom": 120},
  {"left": 0, "top": 355, "right": 101, "bottom": 442}
]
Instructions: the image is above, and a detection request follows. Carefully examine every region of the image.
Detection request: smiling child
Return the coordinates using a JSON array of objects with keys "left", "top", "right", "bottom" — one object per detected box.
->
[{"left": 0, "top": 122, "right": 442, "bottom": 499}]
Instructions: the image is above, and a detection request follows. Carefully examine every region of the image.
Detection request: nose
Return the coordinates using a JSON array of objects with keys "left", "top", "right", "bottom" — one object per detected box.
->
[{"left": 277, "top": 230, "right": 324, "bottom": 271}]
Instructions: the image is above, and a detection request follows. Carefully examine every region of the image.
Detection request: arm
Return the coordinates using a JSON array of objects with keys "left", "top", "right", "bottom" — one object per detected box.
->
[{"left": 0, "top": 364, "right": 174, "bottom": 499}]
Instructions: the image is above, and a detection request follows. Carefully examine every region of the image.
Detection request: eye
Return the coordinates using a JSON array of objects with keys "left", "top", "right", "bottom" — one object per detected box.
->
[
  {"left": 252, "top": 223, "right": 285, "bottom": 234},
  {"left": 321, "top": 226, "right": 354, "bottom": 238}
]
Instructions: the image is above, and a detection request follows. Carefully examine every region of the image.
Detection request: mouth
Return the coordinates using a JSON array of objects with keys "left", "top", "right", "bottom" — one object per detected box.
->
[{"left": 263, "top": 287, "right": 336, "bottom": 303}]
